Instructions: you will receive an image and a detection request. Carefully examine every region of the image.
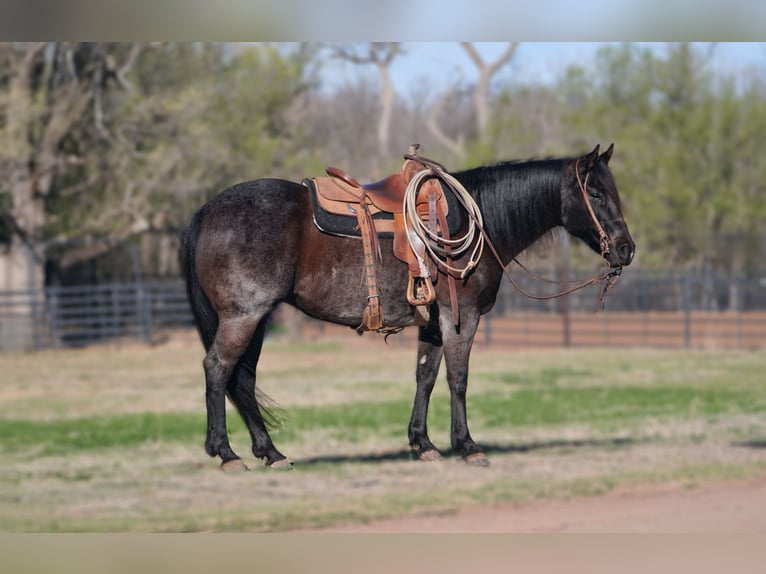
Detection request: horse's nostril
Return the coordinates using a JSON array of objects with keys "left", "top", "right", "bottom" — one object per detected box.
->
[{"left": 617, "top": 242, "right": 634, "bottom": 264}]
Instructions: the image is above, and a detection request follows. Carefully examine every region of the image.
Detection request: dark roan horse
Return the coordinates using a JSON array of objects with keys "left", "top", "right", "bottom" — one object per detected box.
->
[{"left": 180, "top": 144, "right": 635, "bottom": 471}]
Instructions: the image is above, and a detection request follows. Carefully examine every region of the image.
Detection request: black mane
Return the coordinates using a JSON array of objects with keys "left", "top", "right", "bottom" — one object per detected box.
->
[{"left": 453, "top": 158, "right": 568, "bottom": 260}]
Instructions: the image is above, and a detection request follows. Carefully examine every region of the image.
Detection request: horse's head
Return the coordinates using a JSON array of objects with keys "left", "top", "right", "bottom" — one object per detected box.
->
[{"left": 561, "top": 144, "right": 635, "bottom": 268}]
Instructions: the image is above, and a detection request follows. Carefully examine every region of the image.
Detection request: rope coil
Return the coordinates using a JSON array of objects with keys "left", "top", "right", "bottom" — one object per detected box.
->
[{"left": 402, "top": 167, "right": 485, "bottom": 279}]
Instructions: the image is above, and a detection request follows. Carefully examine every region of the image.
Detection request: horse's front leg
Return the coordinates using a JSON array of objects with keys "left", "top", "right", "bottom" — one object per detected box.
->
[
  {"left": 440, "top": 307, "right": 489, "bottom": 466},
  {"left": 408, "top": 316, "right": 445, "bottom": 462}
]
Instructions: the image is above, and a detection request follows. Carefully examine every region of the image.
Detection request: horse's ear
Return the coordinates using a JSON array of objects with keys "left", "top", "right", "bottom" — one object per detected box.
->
[
  {"left": 578, "top": 144, "right": 600, "bottom": 174},
  {"left": 600, "top": 143, "right": 614, "bottom": 165}
]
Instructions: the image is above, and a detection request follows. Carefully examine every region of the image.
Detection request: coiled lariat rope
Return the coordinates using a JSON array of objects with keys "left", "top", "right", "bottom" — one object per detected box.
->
[
  {"left": 402, "top": 161, "right": 622, "bottom": 310},
  {"left": 403, "top": 168, "right": 485, "bottom": 279}
]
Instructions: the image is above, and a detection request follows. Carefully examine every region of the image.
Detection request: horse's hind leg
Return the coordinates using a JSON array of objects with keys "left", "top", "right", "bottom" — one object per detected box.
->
[
  {"left": 227, "top": 318, "right": 292, "bottom": 469},
  {"left": 203, "top": 312, "right": 265, "bottom": 471}
]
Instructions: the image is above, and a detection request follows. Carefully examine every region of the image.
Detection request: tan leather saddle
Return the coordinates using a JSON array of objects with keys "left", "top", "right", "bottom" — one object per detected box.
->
[{"left": 306, "top": 146, "right": 456, "bottom": 333}]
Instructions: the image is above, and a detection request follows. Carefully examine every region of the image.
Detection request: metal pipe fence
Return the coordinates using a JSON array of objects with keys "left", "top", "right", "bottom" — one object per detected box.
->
[
  {"left": 0, "top": 270, "right": 765, "bottom": 352},
  {"left": 476, "top": 267, "right": 766, "bottom": 349},
  {"left": 0, "top": 281, "right": 194, "bottom": 351}
]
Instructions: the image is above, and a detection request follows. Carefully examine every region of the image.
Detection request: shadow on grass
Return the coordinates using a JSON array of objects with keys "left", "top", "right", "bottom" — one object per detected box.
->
[
  {"left": 731, "top": 439, "right": 766, "bottom": 449},
  {"left": 294, "top": 436, "right": 641, "bottom": 466}
]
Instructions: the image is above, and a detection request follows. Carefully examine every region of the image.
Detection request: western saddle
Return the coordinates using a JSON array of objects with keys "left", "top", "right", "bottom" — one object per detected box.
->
[{"left": 306, "top": 145, "right": 458, "bottom": 333}]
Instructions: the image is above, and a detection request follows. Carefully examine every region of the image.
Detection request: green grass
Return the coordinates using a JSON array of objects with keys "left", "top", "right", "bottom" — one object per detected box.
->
[
  {"left": 477, "top": 385, "right": 766, "bottom": 428},
  {"left": 0, "top": 413, "right": 212, "bottom": 456},
  {"left": 2, "top": 383, "right": 763, "bottom": 456}
]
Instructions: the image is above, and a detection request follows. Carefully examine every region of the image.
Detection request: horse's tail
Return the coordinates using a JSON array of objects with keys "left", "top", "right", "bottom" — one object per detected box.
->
[{"left": 180, "top": 205, "right": 218, "bottom": 351}]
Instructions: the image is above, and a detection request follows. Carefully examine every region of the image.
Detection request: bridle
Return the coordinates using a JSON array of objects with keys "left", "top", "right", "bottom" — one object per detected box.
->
[{"left": 575, "top": 158, "right": 611, "bottom": 261}]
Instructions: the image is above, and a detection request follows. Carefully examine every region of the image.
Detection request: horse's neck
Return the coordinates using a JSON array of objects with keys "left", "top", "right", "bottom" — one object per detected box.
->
[{"left": 458, "top": 163, "right": 563, "bottom": 265}]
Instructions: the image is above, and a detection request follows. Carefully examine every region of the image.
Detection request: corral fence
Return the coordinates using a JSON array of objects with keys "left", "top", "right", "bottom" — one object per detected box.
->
[
  {"left": 0, "top": 282, "right": 194, "bottom": 351},
  {"left": 482, "top": 267, "right": 766, "bottom": 349},
  {"left": 1, "top": 269, "right": 765, "bottom": 352}
]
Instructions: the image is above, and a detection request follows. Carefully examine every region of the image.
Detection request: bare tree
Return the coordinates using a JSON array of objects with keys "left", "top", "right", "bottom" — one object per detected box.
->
[
  {"left": 426, "top": 43, "right": 519, "bottom": 160},
  {"left": 303, "top": 78, "right": 381, "bottom": 175},
  {"left": 0, "top": 44, "right": 149, "bottom": 290},
  {"left": 330, "top": 43, "right": 402, "bottom": 177},
  {"left": 426, "top": 84, "right": 470, "bottom": 161},
  {"left": 461, "top": 42, "right": 520, "bottom": 139}
]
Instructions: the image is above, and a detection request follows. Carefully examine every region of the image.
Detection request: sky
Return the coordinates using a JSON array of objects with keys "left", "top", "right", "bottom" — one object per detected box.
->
[
  {"left": 323, "top": 42, "right": 766, "bottom": 98},
  {"left": 4, "top": 1, "right": 766, "bottom": 43}
]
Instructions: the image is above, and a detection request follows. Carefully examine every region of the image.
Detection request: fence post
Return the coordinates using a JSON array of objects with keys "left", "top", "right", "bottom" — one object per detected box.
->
[
  {"left": 683, "top": 273, "right": 692, "bottom": 348},
  {"left": 29, "top": 287, "right": 41, "bottom": 350},
  {"left": 111, "top": 285, "right": 120, "bottom": 346},
  {"left": 140, "top": 283, "right": 154, "bottom": 344},
  {"left": 48, "top": 286, "right": 60, "bottom": 349}
]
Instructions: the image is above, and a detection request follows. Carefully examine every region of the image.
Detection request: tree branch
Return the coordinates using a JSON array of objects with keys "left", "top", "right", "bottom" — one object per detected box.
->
[
  {"left": 488, "top": 42, "right": 520, "bottom": 76},
  {"left": 54, "top": 213, "right": 151, "bottom": 269},
  {"left": 460, "top": 42, "right": 520, "bottom": 139},
  {"left": 426, "top": 88, "right": 466, "bottom": 160},
  {"left": 330, "top": 43, "right": 401, "bottom": 66},
  {"left": 112, "top": 43, "right": 144, "bottom": 91},
  {"left": 460, "top": 42, "right": 484, "bottom": 69}
]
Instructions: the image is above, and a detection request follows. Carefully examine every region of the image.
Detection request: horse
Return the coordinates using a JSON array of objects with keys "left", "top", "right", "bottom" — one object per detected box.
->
[{"left": 180, "top": 144, "right": 635, "bottom": 471}]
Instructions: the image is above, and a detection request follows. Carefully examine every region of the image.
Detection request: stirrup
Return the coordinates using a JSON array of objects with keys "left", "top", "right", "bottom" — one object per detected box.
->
[{"left": 407, "top": 275, "right": 436, "bottom": 306}]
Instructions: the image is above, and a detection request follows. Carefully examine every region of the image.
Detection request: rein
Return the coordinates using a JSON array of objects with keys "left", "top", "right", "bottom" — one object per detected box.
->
[{"left": 406, "top": 158, "right": 623, "bottom": 310}]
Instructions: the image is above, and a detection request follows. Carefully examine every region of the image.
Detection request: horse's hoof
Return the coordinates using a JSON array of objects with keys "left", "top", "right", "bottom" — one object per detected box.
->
[
  {"left": 418, "top": 449, "right": 443, "bottom": 462},
  {"left": 267, "top": 458, "right": 293, "bottom": 471},
  {"left": 463, "top": 452, "right": 490, "bottom": 467},
  {"left": 221, "top": 459, "right": 250, "bottom": 472}
]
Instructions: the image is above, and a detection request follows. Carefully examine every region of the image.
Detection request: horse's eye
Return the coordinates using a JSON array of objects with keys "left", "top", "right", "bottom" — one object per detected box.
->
[{"left": 589, "top": 191, "right": 604, "bottom": 201}]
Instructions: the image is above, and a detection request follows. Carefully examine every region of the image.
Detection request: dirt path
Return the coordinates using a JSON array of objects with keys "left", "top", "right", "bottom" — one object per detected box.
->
[{"left": 321, "top": 479, "right": 766, "bottom": 532}]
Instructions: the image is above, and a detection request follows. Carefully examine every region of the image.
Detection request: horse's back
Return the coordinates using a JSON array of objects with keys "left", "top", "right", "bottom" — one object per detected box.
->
[
  {"left": 197, "top": 178, "right": 308, "bottom": 240},
  {"left": 202, "top": 177, "right": 305, "bottom": 216}
]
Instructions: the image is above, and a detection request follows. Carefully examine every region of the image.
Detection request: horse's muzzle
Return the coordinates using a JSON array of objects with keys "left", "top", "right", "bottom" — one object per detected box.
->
[{"left": 610, "top": 238, "right": 635, "bottom": 267}]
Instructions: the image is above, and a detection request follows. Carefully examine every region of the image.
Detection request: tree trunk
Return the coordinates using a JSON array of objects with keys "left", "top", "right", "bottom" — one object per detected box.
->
[
  {"left": 329, "top": 43, "right": 401, "bottom": 178},
  {"left": 0, "top": 237, "right": 46, "bottom": 351},
  {"left": 1, "top": 162, "right": 48, "bottom": 350},
  {"left": 374, "top": 62, "right": 395, "bottom": 178}
]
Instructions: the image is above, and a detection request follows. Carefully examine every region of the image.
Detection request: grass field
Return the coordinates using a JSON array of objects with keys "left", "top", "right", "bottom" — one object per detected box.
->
[{"left": 1, "top": 333, "right": 765, "bottom": 532}]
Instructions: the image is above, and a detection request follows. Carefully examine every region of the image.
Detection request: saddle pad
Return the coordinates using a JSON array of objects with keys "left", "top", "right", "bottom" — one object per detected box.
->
[{"left": 303, "top": 177, "right": 464, "bottom": 239}]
